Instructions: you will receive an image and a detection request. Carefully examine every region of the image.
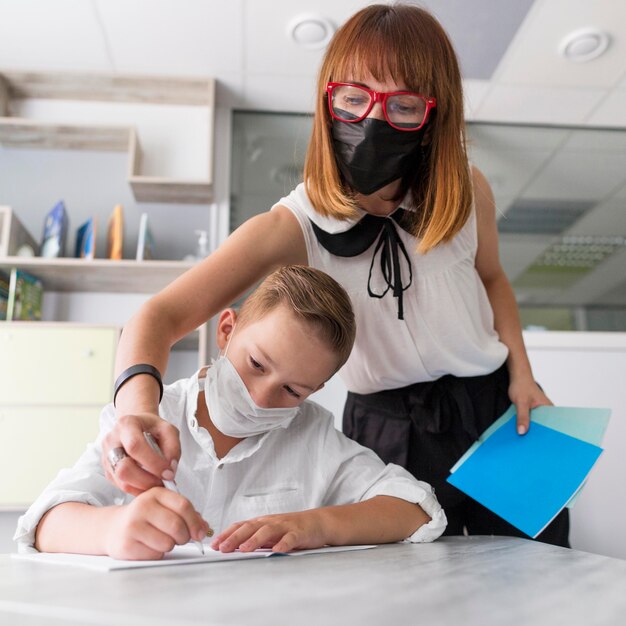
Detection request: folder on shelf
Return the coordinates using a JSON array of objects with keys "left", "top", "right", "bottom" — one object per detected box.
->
[{"left": 136, "top": 213, "right": 155, "bottom": 261}]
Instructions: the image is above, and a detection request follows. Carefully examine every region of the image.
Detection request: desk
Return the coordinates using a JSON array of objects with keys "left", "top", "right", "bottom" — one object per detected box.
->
[{"left": 1, "top": 536, "right": 625, "bottom": 626}]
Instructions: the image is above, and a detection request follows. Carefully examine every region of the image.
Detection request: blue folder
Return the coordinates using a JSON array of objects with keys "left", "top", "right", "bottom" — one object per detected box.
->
[
  {"left": 449, "top": 405, "right": 610, "bottom": 509},
  {"left": 447, "top": 417, "right": 603, "bottom": 538}
]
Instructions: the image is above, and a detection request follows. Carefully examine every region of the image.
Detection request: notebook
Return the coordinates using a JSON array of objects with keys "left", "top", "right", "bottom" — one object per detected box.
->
[{"left": 12, "top": 544, "right": 376, "bottom": 572}]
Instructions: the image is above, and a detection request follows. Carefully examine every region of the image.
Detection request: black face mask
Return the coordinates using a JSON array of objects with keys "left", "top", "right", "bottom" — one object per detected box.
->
[{"left": 331, "top": 117, "right": 427, "bottom": 196}]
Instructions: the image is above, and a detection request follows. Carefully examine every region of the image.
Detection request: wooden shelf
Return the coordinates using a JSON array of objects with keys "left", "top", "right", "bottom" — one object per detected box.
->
[
  {"left": 0, "top": 257, "right": 195, "bottom": 293},
  {"left": 0, "top": 118, "right": 131, "bottom": 151},
  {"left": 0, "top": 71, "right": 215, "bottom": 204}
]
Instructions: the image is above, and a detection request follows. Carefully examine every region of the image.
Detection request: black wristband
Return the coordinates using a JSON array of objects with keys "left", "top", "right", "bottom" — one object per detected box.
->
[{"left": 113, "top": 364, "right": 163, "bottom": 407}]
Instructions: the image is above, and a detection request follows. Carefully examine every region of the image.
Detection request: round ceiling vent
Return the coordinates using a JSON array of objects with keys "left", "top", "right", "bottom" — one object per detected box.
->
[
  {"left": 559, "top": 28, "right": 611, "bottom": 63},
  {"left": 287, "top": 14, "right": 335, "bottom": 49}
]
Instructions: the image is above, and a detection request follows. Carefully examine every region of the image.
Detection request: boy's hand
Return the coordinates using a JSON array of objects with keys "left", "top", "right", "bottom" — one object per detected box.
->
[
  {"left": 102, "top": 413, "right": 181, "bottom": 496},
  {"left": 105, "top": 487, "right": 209, "bottom": 560},
  {"left": 211, "top": 510, "right": 327, "bottom": 554}
]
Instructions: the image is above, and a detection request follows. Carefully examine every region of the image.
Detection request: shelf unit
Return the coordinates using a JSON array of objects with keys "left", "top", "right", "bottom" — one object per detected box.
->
[
  {"left": 0, "top": 70, "right": 215, "bottom": 204},
  {"left": 0, "top": 206, "right": 208, "bottom": 362}
]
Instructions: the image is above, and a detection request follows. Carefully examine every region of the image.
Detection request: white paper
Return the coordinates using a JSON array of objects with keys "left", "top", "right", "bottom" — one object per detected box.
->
[{"left": 12, "top": 544, "right": 376, "bottom": 572}]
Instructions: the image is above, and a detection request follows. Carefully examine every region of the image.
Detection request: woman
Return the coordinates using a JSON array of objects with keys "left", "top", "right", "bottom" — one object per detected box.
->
[{"left": 105, "top": 4, "right": 568, "bottom": 546}]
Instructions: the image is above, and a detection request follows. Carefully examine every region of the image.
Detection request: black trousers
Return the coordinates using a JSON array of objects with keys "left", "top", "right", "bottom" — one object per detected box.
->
[{"left": 343, "top": 364, "right": 570, "bottom": 547}]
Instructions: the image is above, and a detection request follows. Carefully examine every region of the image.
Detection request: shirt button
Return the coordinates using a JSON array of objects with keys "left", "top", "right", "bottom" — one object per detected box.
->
[
  {"left": 217, "top": 464, "right": 224, "bottom": 470},
  {"left": 189, "top": 417, "right": 198, "bottom": 429}
]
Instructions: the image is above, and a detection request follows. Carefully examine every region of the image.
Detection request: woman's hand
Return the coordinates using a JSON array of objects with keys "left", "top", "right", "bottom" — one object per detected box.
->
[
  {"left": 508, "top": 374, "right": 553, "bottom": 436},
  {"left": 101, "top": 413, "right": 181, "bottom": 496},
  {"left": 105, "top": 487, "right": 210, "bottom": 560},
  {"left": 211, "top": 510, "right": 327, "bottom": 554}
]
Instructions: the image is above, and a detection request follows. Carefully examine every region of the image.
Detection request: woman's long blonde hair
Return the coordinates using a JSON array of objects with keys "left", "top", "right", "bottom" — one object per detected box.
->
[{"left": 304, "top": 3, "right": 472, "bottom": 253}]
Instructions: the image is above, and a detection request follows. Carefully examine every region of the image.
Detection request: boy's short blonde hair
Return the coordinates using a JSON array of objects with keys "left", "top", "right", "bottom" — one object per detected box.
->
[{"left": 237, "top": 266, "right": 356, "bottom": 372}]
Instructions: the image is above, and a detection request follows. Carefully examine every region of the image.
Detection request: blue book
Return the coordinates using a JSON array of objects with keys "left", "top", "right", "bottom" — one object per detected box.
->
[{"left": 447, "top": 418, "right": 603, "bottom": 538}]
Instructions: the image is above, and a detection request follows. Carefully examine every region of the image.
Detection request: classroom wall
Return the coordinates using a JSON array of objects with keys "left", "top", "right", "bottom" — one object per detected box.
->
[{"left": 524, "top": 332, "right": 626, "bottom": 560}]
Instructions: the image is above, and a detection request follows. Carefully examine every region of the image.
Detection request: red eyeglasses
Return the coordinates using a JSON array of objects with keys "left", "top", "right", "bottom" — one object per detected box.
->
[{"left": 326, "top": 82, "right": 436, "bottom": 131}]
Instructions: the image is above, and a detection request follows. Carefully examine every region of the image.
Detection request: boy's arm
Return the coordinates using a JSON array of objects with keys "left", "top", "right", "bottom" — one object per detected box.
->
[
  {"left": 310, "top": 495, "right": 432, "bottom": 546},
  {"left": 35, "top": 489, "right": 209, "bottom": 560},
  {"left": 35, "top": 502, "right": 118, "bottom": 555},
  {"left": 211, "top": 495, "right": 432, "bottom": 553}
]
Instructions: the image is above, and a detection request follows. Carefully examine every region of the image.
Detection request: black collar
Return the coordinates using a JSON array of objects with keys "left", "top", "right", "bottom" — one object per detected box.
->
[{"left": 310, "top": 209, "right": 414, "bottom": 320}]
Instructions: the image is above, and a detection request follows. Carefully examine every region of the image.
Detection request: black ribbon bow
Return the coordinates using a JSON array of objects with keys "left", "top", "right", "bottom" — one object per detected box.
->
[{"left": 310, "top": 209, "right": 414, "bottom": 320}]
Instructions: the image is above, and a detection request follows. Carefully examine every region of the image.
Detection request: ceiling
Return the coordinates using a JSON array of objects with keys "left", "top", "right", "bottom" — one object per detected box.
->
[
  {"left": 1, "top": 0, "right": 626, "bottom": 324},
  {"left": 0, "top": 0, "right": 625, "bottom": 125}
]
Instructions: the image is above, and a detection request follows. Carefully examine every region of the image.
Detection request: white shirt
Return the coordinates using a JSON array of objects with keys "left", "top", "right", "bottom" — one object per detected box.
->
[
  {"left": 274, "top": 183, "right": 509, "bottom": 394},
  {"left": 15, "top": 371, "right": 446, "bottom": 551}
]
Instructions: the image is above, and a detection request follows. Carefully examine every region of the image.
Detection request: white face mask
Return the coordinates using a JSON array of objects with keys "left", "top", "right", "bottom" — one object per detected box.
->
[{"left": 205, "top": 355, "right": 301, "bottom": 438}]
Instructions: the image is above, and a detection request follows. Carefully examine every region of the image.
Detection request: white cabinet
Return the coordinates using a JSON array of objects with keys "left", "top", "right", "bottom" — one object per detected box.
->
[
  {"left": 0, "top": 323, "right": 118, "bottom": 508},
  {"left": 0, "top": 407, "right": 102, "bottom": 507},
  {"left": 0, "top": 324, "right": 118, "bottom": 405}
]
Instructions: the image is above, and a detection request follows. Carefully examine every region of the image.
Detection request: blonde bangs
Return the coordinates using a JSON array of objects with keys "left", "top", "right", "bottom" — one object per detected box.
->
[{"left": 330, "top": 15, "right": 435, "bottom": 98}]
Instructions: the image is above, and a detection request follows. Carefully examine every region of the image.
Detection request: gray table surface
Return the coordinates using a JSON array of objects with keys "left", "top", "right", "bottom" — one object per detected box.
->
[{"left": 1, "top": 536, "right": 625, "bottom": 626}]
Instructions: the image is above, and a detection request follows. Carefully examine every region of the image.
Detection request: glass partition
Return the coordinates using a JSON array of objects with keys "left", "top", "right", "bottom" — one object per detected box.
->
[{"left": 231, "top": 111, "right": 626, "bottom": 331}]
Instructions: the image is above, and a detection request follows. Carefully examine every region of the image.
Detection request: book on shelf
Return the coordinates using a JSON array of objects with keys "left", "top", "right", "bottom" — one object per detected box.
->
[
  {"left": 107, "top": 205, "right": 124, "bottom": 260},
  {"left": 5, "top": 268, "right": 43, "bottom": 321},
  {"left": 136, "top": 213, "right": 155, "bottom": 261},
  {"left": 75, "top": 218, "right": 97, "bottom": 259},
  {"left": 0, "top": 270, "right": 9, "bottom": 321},
  {"left": 40, "top": 200, "right": 69, "bottom": 258}
]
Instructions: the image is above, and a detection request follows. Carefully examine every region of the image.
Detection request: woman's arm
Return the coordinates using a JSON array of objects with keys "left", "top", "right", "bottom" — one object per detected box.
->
[
  {"left": 210, "top": 496, "right": 432, "bottom": 553},
  {"left": 472, "top": 167, "right": 552, "bottom": 434},
  {"left": 105, "top": 206, "right": 307, "bottom": 493}
]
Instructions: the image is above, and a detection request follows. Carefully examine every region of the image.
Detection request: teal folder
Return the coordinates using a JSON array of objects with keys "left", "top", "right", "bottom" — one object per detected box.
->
[{"left": 447, "top": 416, "right": 604, "bottom": 538}]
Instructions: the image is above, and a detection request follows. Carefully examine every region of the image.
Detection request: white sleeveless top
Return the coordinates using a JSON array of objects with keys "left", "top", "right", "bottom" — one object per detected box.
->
[{"left": 273, "top": 183, "right": 508, "bottom": 394}]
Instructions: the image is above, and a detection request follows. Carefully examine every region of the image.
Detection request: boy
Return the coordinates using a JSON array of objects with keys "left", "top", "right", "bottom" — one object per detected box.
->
[{"left": 15, "top": 266, "right": 446, "bottom": 559}]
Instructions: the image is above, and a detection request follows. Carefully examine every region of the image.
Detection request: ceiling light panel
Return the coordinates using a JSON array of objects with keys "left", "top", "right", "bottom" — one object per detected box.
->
[
  {"left": 513, "top": 235, "right": 626, "bottom": 292},
  {"left": 559, "top": 28, "right": 611, "bottom": 63},
  {"left": 287, "top": 14, "right": 335, "bottom": 49},
  {"left": 498, "top": 199, "right": 594, "bottom": 235},
  {"left": 535, "top": 236, "right": 626, "bottom": 269}
]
